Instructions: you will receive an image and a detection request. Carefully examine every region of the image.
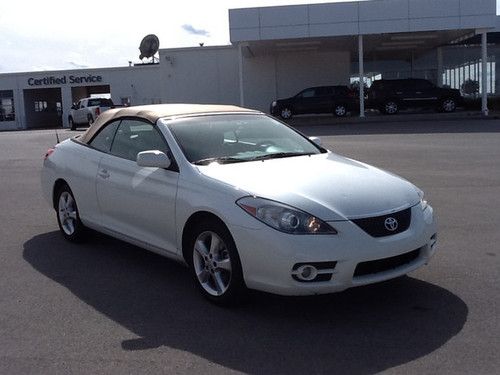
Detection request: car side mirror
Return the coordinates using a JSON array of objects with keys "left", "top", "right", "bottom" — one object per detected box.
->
[
  {"left": 71, "top": 104, "right": 77, "bottom": 110},
  {"left": 136, "top": 150, "right": 171, "bottom": 169},
  {"left": 309, "top": 136, "right": 322, "bottom": 146}
]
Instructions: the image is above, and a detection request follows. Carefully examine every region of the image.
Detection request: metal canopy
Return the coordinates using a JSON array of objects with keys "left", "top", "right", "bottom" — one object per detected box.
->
[{"left": 240, "top": 29, "right": 477, "bottom": 61}]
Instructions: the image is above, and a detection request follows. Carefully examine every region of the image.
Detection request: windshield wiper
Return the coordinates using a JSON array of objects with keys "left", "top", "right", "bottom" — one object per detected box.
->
[
  {"left": 194, "top": 152, "right": 316, "bottom": 165},
  {"left": 247, "top": 152, "right": 316, "bottom": 161},
  {"left": 192, "top": 156, "right": 245, "bottom": 165}
]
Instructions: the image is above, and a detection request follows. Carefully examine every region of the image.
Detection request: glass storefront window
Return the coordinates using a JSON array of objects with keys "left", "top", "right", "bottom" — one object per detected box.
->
[{"left": 0, "top": 90, "right": 15, "bottom": 122}]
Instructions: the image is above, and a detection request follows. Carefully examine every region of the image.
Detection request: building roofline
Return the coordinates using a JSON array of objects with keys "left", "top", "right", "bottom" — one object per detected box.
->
[
  {"left": 0, "top": 63, "right": 160, "bottom": 78},
  {"left": 159, "top": 45, "right": 235, "bottom": 53}
]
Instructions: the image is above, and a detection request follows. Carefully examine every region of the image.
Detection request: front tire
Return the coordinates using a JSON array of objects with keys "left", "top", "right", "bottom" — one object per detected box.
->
[
  {"left": 334, "top": 104, "right": 348, "bottom": 117},
  {"left": 56, "top": 184, "right": 85, "bottom": 242},
  {"left": 188, "top": 220, "right": 246, "bottom": 305},
  {"left": 69, "top": 117, "right": 76, "bottom": 130},
  {"left": 280, "top": 107, "right": 293, "bottom": 120}
]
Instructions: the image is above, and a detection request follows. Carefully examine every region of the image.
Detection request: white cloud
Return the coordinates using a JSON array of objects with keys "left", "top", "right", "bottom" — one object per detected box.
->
[{"left": 182, "top": 24, "right": 211, "bottom": 37}]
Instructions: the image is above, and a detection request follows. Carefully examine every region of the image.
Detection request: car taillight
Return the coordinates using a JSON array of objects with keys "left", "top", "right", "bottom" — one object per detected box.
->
[
  {"left": 44, "top": 148, "right": 55, "bottom": 160},
  {"left": 95, "top": 107, "right": 100, "bottom": 116},
  {"left": 347, "top": 90, "right": 356, "bottom": 98}
]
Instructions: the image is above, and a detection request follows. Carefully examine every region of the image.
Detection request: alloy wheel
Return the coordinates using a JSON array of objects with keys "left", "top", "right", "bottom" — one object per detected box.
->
[
  {"left": 280, "top": 108, "right": 292, "bottom": 119},
  {"left": 192, "top": 231, "right": 232, "bottom": 296},
  {"left": 385, "top": 102, "right": 398, "bottom": 114},
  {"left": 335, "top": 105, "right": 347, "bottom": 117},
  {"left": 58, "top": 191, "right": 78, "bottom": 236},
  {"left": 443, "top": 99, "right": 456, "bottom": 112}
]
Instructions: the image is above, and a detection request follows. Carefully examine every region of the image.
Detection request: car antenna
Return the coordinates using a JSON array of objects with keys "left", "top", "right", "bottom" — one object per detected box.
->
[{"left": 55, "top": 129, "right": 60, "bottom": 144}]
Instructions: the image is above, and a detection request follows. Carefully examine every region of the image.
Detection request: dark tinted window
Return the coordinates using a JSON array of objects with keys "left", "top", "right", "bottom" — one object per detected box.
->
[
  {"left": 373, "top": 80, "right": 406, "bottom": 91},
  {"left": 89, "top": 120, "right": 119, "bottom": 152},
  {"left": 299, "top": 89, "right": 316, "bottom": 98},
  {"left": 386, "top": 81, "right": 404, "bottom": 89},
  {"left": 371, "top": 81, "right": 384, "bottom": 90},
  {"left": 88, "top": 98, "right": 114, "bottom": 107},
  {"left": 334, "top": 86, "right": 349, "bottom": 95},
  {"left": 414, "top": 80, "right": 434, "bottom": 90},
  {"left": 315, "top": 87, "right": 333, "bottom": 96},
  {"left": 110, "top": 119, "right": 169, "bottom": 161}
]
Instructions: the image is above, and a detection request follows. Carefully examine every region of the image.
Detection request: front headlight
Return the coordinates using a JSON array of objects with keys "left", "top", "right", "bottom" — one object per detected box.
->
[
  {"left": 236, "top": 196, "right": 337, "bottom": 235},
  {"left": 416, "top": 189, "right": 429, "bottom": 210}
]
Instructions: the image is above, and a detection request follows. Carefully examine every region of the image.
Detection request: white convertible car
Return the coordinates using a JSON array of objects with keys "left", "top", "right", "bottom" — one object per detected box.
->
[{"left": 42, "top": 104, "right": 437, "bottom": 304}]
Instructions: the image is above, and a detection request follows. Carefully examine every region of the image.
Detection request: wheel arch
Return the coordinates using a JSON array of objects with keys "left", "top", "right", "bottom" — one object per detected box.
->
[
  {"left": 181, "top": 211, "right": 230, "bottom": 265},
  {"left": 52, "top": 178, "right": 69, "bottom": 210}
]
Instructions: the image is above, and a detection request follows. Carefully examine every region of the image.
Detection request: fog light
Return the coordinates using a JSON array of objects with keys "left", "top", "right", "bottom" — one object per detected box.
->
[{"left": 296, "top": 265, "right": 318, "bottom": 281}]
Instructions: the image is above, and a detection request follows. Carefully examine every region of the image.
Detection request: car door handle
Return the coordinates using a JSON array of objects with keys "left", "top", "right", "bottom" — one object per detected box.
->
[
  {"left": 416, "top": 91, "right": 423, "bottom": 94},
  {"left": 98, "top": 169, "right": 110, "bottom": 179}
]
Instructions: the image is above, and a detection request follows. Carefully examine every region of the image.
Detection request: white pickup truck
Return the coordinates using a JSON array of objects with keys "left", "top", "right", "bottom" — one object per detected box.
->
[{"left": 68, "top": 97, "right": 115, "bottom": 130}]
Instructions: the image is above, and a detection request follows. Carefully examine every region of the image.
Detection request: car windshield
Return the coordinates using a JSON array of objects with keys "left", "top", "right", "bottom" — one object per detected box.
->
[{"left": 165, "top": 114, "right": 324, "bottom": 165}]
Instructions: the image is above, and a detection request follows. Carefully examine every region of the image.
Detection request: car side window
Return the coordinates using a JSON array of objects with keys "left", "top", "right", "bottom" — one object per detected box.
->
[
  {"left": 315, "top": 87, "right": 331, "bottom": 97},
  {"left": 300, "top": 89, "right": 316, "bottom": 98},
  {"left": 89, "top": 120, "right": 120, "bottom": 152},
  {"left": 110, "top": 119, "right": 169, "bottom": 162},
  {"left": 415, "top": 80, "right": 434, "bottom": 90}
]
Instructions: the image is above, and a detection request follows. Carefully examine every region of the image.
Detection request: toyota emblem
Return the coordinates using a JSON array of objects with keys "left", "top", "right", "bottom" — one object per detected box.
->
[{"left": 384, "top": 217, "right": 398, "bottom": 231}]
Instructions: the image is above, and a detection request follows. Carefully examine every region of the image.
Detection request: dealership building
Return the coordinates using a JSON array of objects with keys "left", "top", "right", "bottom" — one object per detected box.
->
[{"left": 1, "top": 0, "right": 499, "bottom": 130}]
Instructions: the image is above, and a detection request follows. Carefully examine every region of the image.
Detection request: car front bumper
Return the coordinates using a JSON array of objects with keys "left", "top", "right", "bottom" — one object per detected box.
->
[{"left": 228, "top": 204, "right": 437, "bottom": 296}]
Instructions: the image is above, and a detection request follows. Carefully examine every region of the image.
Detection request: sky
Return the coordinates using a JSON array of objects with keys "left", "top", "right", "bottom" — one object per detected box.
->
[{"left": 1, "top": 0, "right": 499, "bottom": 74}]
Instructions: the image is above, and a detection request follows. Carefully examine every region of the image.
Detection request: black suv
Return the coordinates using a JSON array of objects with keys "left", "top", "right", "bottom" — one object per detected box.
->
[
  {"left": 367, "top": 79, "right": 462, "bottom": 114},
  {"left": 270, "top": 86, "right": 357, "bottom": 119}
]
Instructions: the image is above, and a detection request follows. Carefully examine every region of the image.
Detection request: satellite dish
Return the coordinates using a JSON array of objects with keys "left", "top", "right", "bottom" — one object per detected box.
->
[{"left": 139, "top": 34, "right": 160, "bottom": 60}]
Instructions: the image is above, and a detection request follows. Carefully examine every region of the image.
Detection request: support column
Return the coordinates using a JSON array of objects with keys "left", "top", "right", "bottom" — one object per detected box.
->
[
  {"left": 358, "top": 34, "right": 365, "bottom": 118},
  {"left": 238, "top": 43, "right": 245, "bottom": 107},
  {"left": 61, "top": 86, "right": 73, "bottom": 128},
  {"left": 481, "top": 32, "right": 489, "bottom": 116},
  {"left": 437, "top": 47, "right": 444, "bottom": 87}
]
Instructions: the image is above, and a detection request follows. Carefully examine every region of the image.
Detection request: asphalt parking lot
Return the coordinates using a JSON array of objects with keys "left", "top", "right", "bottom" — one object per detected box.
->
[{"left": 0, "top": 119, "right": 499, "bottom": 374}]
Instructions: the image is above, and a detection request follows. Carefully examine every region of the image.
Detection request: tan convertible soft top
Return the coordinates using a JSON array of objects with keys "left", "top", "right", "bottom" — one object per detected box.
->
[{"left": 78, "top": 103, "right": 260, "bottom": 144}]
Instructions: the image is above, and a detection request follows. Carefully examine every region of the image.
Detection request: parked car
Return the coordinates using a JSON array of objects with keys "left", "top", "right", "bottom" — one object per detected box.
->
[
  {"left": 270, "top": 86, "right": 357, "bottom": 119},
  {"left": 367, "top": 78, "right": 463, "bottom": 114},
  {"left": 42, "top": 104, "right": 437, "bottom": 305},
  {"left": 68, "top": 97, "right": 114, "bottom": 130}
]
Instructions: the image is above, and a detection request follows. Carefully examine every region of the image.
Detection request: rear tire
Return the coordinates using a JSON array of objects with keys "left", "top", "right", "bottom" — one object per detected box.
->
[
  {"left": 334, "top": 104, "right": 348, "bottom": 117},
  {"left": 441, "top": 98, "right": 457, "bottom": 113},
  {"left": 187, "top": 219, "right": 246, "bottom": 306},
  {"left": 383, "top": 101, "right": 399, "bottom": 115},
  {"left": 87, "top": 115, "right": 94, "bottom": 126},
  {"left": 55, "top": 184, "right": 85, "bottom": 242}
]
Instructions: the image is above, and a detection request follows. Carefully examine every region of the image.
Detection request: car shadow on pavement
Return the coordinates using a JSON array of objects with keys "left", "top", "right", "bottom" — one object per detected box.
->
[{"left": 24, "top": 231, "right": 468, "bottom": 375}]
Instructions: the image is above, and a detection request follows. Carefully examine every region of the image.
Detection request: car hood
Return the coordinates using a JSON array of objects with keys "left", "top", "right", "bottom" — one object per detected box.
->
[{"left": 197, "top": 152, "right": 420, "bottom": 221}]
